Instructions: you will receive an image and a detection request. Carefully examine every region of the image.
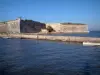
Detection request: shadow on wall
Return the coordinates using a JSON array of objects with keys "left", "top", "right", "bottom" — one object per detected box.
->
[{"left": 20, "top": 20, "right": 46, "bottom": 33}]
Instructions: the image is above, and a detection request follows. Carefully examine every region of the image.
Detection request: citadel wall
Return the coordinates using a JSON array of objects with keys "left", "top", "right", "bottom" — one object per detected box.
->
[
  {"left": 7, "top": 18, "right": 20, "bottom": 33},
  {"left": 45, "top": 23, "right": 88, "bottom": 33}
]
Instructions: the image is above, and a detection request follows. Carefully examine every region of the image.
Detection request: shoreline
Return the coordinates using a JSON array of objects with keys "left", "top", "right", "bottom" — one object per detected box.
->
[{"left": 0, "top": 33, "right": 100, "bottom": 43}]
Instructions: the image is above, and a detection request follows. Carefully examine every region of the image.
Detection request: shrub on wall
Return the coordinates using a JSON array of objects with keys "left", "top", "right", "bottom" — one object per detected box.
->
[{"left": 46, "top": 26, "right": 54, "bottom": 32}]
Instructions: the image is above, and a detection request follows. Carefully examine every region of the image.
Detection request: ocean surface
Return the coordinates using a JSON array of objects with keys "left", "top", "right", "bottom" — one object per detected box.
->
[
  {"left": 46, "top": 31, "right": 100, "bottom": 37},
  {"left": 0, "top": 31, "right": 100, "bottom": 75}
]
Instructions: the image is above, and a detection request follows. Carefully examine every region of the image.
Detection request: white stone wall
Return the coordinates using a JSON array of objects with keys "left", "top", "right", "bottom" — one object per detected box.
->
[
  {"left": 60, "top": 25, "right": 88, "bottom": 32},
  {"left": 7, "top": 18, "right": 20, "bottom": 33},
  {"left": 46, "top": 23, "right": 88, "bottom": 33}
]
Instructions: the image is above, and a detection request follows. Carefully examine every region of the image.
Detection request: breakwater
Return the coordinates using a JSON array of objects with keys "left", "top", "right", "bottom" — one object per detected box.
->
[{"left": 0, "top": 33, "right": 100, "bottom": 43}]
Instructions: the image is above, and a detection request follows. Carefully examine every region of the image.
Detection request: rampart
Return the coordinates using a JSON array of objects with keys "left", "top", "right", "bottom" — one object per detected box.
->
[{"left": 46, "top": 23, "right": 88, "bottom": 33}]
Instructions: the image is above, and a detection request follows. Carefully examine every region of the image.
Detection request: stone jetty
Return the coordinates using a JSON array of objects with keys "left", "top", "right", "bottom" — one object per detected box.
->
[{"left": 0, "top": 33, "right": 100, "bottom": 43}]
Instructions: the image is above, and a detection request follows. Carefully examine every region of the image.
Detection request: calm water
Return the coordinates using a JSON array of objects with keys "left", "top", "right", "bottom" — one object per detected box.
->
[
  {"left": 0, "top": 32, "right": 100, "bottom": 75},
  {"left": 46, "top": 31, "right": 100, "bottom": 37}
]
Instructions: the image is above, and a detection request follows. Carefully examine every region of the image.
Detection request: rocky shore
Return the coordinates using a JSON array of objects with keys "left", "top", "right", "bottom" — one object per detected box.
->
[{"left": 0, "top": 33, "right": 100, "bottom": 43}]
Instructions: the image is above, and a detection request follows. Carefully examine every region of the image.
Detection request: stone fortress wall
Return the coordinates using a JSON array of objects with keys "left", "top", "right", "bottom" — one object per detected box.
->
[
  {"left": 46, "top": 23, "right": 61, "bottom": 32},
  {"left": 7, "top": 18, "right": 20, "bottom": 33},
  {"left": 46, "top": 23, "right": 88, "bottom": 33},
  {"left": 60, "top": 24, "right": 88, "bottom": 33},
  {"left": 0, "top": 18, "right": 88, "bottom": 33},
  {"left": 0, "top": 22, "right": 8, "bottom": 33},
  {"left": 0, "top": 18, "right": 46, "bottom": 33},
  {"left": 20, "top": 19, "right": 46, "bottom": 33}
]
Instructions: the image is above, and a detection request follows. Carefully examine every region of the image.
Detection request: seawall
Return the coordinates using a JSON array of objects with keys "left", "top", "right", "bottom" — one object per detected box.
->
[{"left": 0, "top": 34, "right": 100, "bottom": 43}]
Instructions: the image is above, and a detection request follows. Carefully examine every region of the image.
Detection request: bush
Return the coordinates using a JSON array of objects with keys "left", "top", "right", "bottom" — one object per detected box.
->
[{"left": 46, "top": 26, "right": 54, "bottom": 32}]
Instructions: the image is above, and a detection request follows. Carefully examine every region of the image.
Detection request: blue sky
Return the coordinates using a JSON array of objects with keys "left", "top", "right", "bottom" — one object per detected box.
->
[{"left": 0, "top": 0, "right": 100, "bottom": 31}]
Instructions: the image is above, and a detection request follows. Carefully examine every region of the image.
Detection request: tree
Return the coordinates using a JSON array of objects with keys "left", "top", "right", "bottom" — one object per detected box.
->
[{"left": 46, "top": 26, "right": 54, "bottom": 32}]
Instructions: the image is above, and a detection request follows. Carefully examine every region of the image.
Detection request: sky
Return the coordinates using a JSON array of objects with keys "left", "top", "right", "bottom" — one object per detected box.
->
[{"left": 0, "top": 0, "right": 100, "bottom": 31}]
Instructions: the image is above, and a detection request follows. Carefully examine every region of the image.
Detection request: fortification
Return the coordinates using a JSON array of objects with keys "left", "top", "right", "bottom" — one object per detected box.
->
[
  {"left": 0, "top": 22, "right": 8, "bottom": 33},
  {"left": 46, "top": 23, "right": 88, "bottom": 33},
  {"left": 7, "top": 18, "right": 21, "bottom": 33},
  {"left": 0, "top": 18, "right": 46, "bottom": 33},
  {"left": 0, "top": 18, "right": 88, "bottom": 33},
  {"left": 20, "top": 19, "right": 46, "bottom": 33}
]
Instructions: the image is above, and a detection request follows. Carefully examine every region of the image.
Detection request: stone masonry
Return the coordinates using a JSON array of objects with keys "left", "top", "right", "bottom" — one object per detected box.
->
[
  {"left": 7, "top": 18, "right": 20, "bottom": 33},
  {"left": 0, "top": 22, "right": 8, "bottom": 33},
  {"left": 0, "top": 18, "right": 46, "bottom": 33},
  {"left": 0, "top": 18, "right": 88, "bottom": 33},
  {"left": 46, "top": 23, "right": 88, "bottom": 33}
]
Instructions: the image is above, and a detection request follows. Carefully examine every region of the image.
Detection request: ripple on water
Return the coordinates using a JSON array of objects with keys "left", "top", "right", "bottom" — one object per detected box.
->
[{"left": 0, "top": 38, "right": 100, "bottom": 75}]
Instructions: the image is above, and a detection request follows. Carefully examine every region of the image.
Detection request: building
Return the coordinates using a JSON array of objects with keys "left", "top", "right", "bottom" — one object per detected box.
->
[
  {"left": 0, "top": 18, "right": 88, "bottom": 33},
  {"left": 46, "top": 22, "right": 88, "bottom": 33},
  {"left": 0, "top": 18, "right": 46, "bottom": 33}
]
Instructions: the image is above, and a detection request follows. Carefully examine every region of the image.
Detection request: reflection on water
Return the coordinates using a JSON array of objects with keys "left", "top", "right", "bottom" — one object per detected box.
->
[
  {"left": 0, "top": 38, "right": 100, "bottom": 75},
  {"left": 83, "top": 63, "right": 91, "bottom": 75}
]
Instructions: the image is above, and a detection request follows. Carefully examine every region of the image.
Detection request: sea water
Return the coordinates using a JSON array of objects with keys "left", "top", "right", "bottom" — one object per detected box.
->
[{"left": 0, "top": 31, "right": 100, "bottom": 75}]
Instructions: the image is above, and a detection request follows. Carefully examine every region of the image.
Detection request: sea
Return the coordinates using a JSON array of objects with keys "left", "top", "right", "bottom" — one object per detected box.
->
[
  {"left": 46, "top": 31, "right": 100, "bottom": 37},
  {"left": 0, "top": 31, "right": 100, "bottom": 75}
]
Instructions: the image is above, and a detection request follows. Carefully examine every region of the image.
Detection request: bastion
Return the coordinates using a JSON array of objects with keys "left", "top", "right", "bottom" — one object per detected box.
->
[
  {"left": 46, "top": 23, "right": 88, "bottom": 33},
  {"left": 0, "top": 18, "right": 88, "bottom": 33}
]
